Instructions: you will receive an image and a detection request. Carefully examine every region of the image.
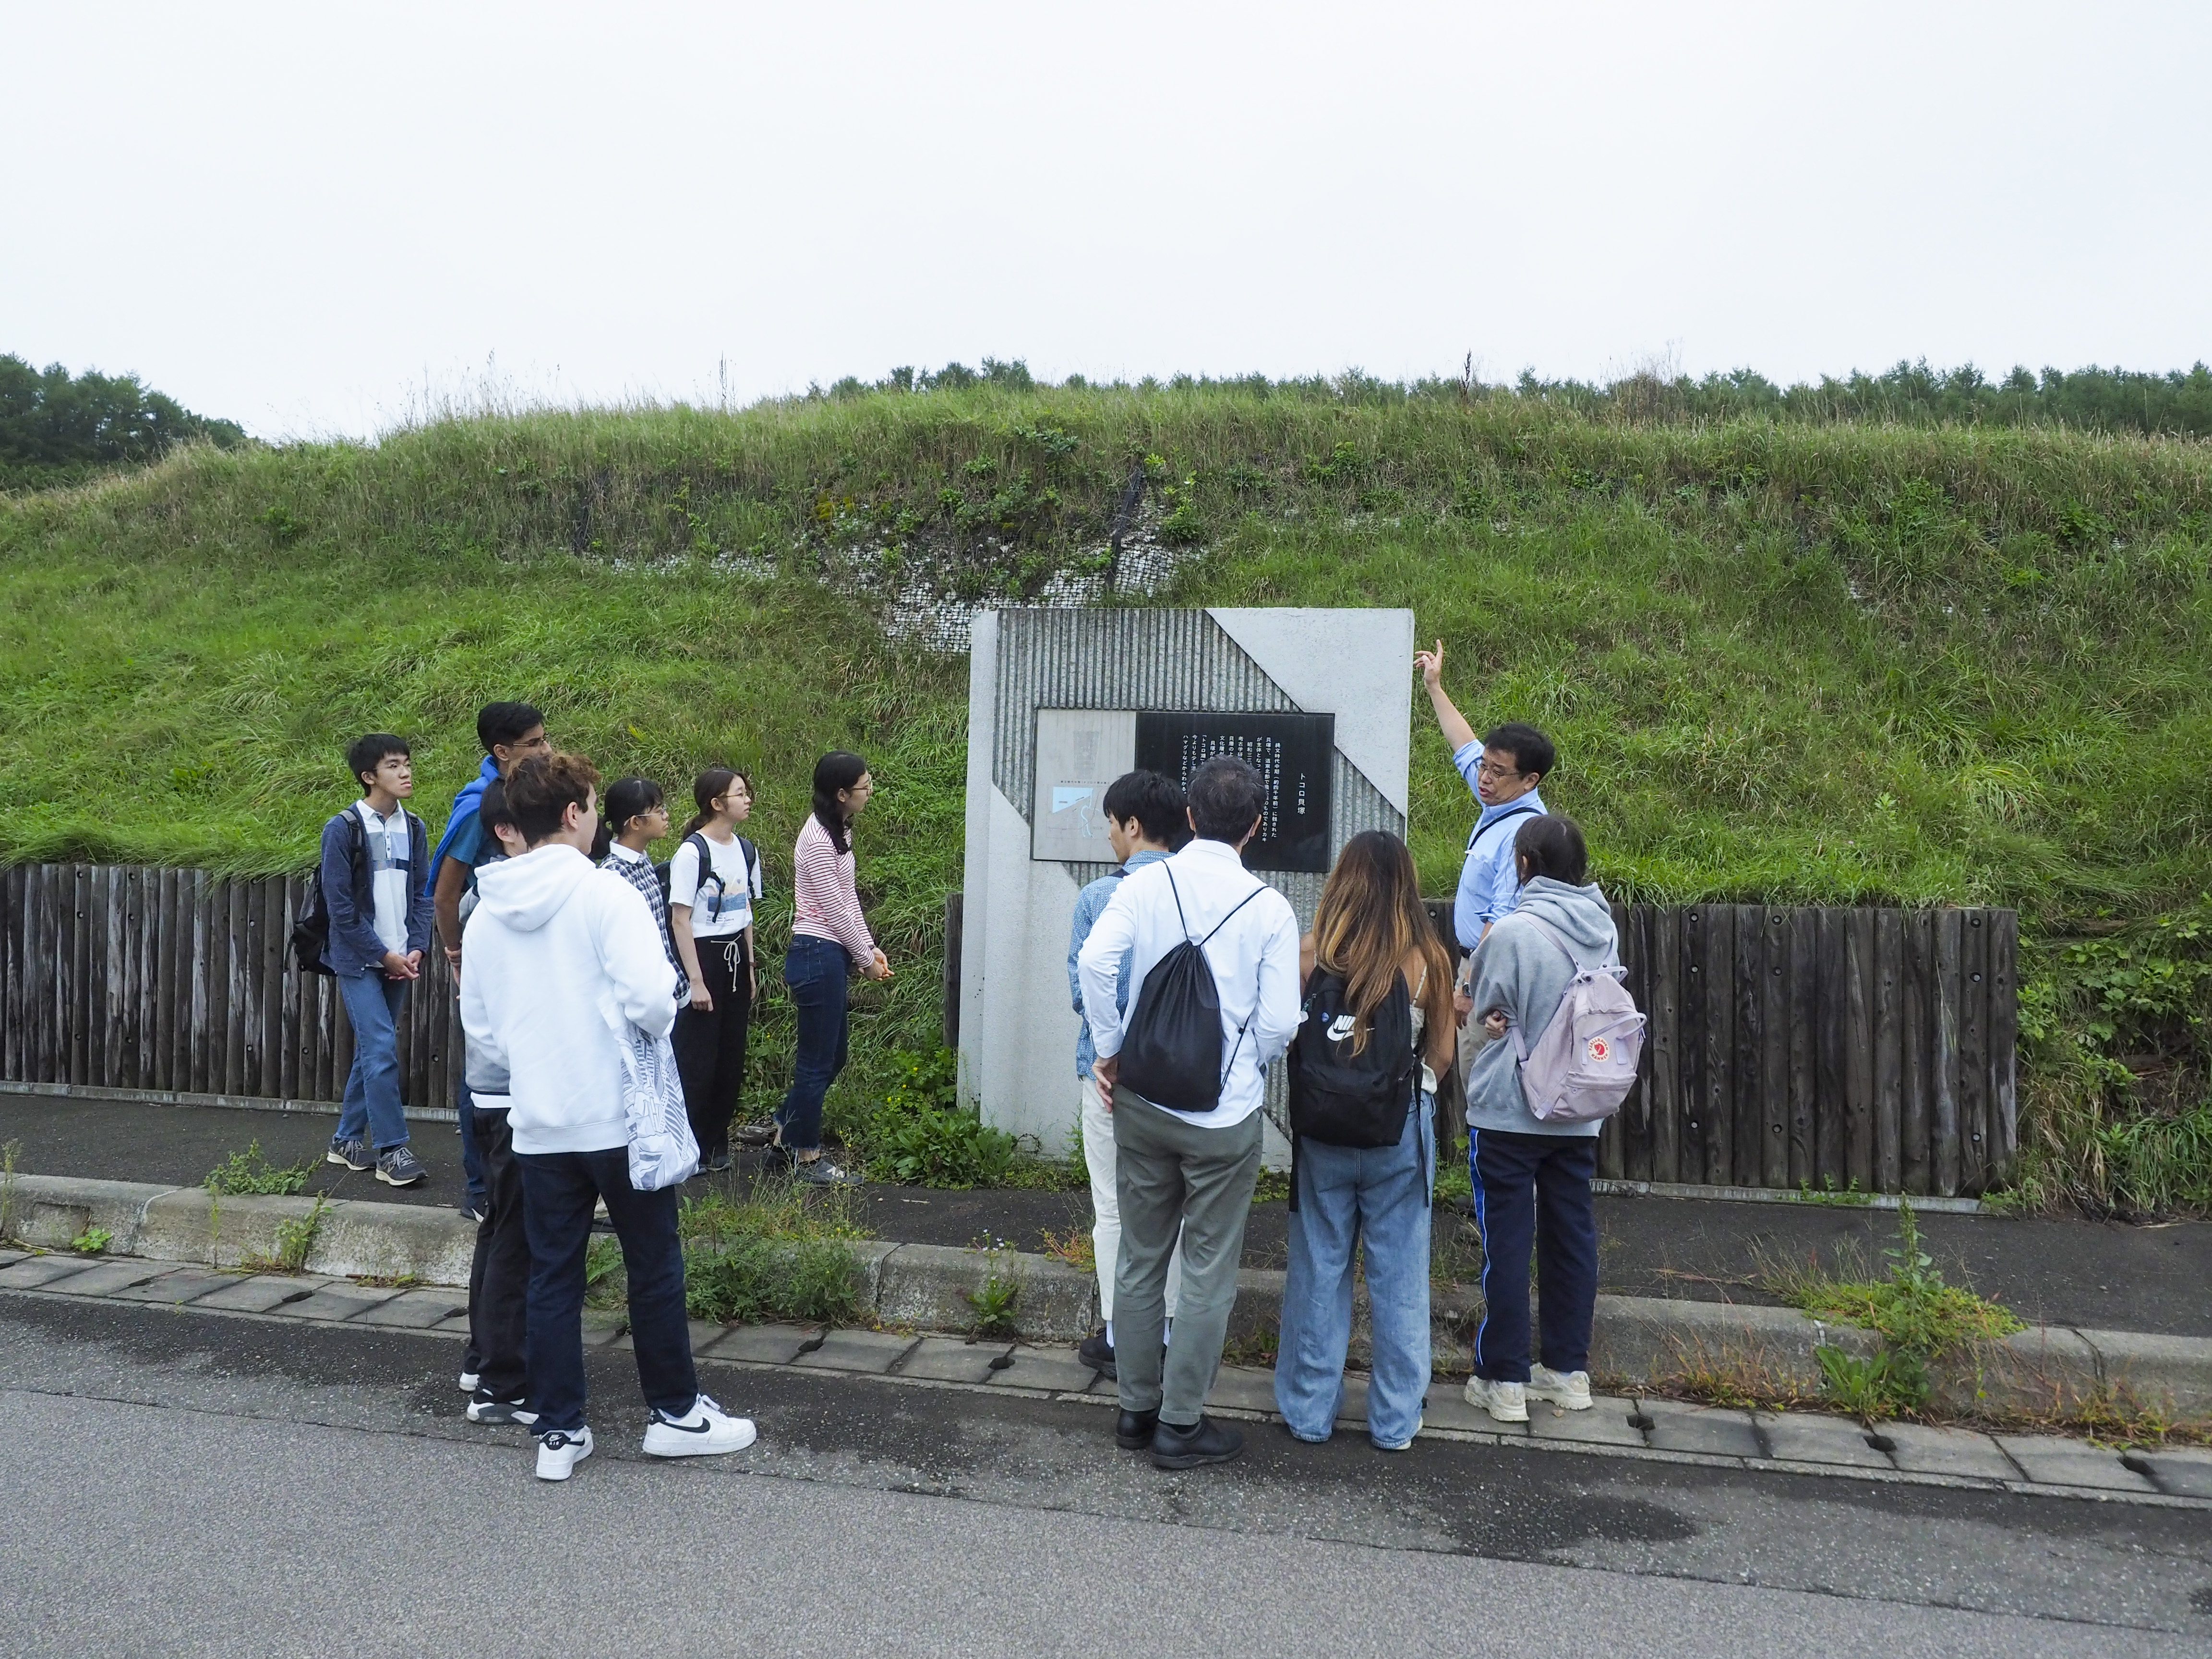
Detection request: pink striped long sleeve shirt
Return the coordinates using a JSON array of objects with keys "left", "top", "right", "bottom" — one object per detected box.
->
[{"left": 791, "top": 815, "right": 876, "bottom": 966}]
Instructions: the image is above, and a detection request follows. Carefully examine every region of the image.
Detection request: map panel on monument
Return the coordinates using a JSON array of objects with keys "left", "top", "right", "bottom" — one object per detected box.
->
[
  {"left": 1029, "top": 709, "right": 1139, "bottom": 862},
  {"left": 1134, "top": 710, "right": 1334, "bottom": 873}
]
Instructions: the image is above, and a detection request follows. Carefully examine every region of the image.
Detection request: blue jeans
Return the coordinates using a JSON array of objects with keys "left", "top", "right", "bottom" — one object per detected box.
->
[
  {"left": 516, "top": 1145, "right": 697, "bottom": 1434},
  {"left": 1275, "top": 1094, "right": 1435, "bottom": 1448},
  {"left": 334, "top": 971, "right": 411, "bottom": 1151},
  {"left": 1470, "top": 1129, "right": 1599, "bottom": 1382},
  {"left": 776, "top": 937, "right": 850, "bottom": 1154}
]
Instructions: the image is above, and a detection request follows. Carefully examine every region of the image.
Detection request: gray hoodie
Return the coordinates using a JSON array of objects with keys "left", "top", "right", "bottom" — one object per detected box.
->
[{"left": 1465, "top": 876, "right": 1619, "bottom": 1140}]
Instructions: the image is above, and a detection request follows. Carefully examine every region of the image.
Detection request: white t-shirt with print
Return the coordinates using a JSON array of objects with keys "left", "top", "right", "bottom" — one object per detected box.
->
[
  {"left": 355, "top": 800, "right": 411, "bottom": 958},
  {"left": 668, "top": 833, "right": 761, "bottom": 938}
]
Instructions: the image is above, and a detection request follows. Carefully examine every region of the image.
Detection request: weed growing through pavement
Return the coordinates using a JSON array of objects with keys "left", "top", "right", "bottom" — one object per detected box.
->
[
  {"left": 1795, "top": 1176, "right": 1873, "bottom": 1206},
  {"left": 677, "top": 1174, "right": 868, "bottom": 1325},
  {"left": 245, "top": 1195, "right": 328, "bottom": 1274},
  {"left": 1771, "top": 1202, "right": 2023, "bottom": 1420},
  {"left": 204, "top": 1141, "right": 313, "bottom": 1196},
  {"left": 964, "top": 1272, "right": 1020, "bottom": 1339},
  {"left": 1040, "top": 1228, "right": 1095, "bottom": 1275},
  {"left": 70, "top": 1226, "right": 113, "bottom": 1254}
]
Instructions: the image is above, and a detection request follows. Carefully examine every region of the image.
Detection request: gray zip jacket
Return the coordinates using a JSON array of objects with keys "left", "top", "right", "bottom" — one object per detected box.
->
[{"left": 1466, "top": 876, "right": 1618, "bottom": 1140}]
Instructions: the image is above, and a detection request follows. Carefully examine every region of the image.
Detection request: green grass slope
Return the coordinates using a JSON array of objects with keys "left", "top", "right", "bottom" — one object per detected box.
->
[{"left": 4, "top": 384, "right": 2208, "bottom": 1208}]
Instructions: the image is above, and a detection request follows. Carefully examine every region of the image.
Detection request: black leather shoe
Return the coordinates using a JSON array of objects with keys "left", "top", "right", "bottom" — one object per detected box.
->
[
  {"left": 1079, "top": 1326, "right": 1116, "bottom": 1379},
  {"left": 1114, "top": 1409, "right": 1159, "bottom": 1450},
  {"left": 1152, "top": 1415, "right": 1244, "bottom": 1470}
]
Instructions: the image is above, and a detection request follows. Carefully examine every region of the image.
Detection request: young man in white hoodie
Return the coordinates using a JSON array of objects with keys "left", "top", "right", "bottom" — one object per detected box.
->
[{"left": 459, "top": 751, "right": 755, "bottom": 1481}]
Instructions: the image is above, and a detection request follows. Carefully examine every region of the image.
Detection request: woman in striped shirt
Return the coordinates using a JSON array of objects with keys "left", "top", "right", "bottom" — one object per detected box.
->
[{"left": 774, "top": 750, "right": 890, "bottom": 1185}]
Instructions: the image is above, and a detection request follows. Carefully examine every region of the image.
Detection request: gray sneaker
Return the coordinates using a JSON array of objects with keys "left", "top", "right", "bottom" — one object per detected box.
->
[
  {"left": 376, "top": 1145, "right": 428, "bottom": 1187},
  {"left": 792, "top": 1155, "right": 859, "bottom": 1187},
  {"left": 326, "top": 1137, "right": 373, "bottom": 1171}
]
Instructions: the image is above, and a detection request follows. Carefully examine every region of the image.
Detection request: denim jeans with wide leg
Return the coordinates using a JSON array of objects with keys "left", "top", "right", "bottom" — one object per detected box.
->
[
  {"left": 1274, "top": 1093, "right": 1435, "bottom": 1448},
  {"left": 1469, "top": 1128, "right": 1599, "bottom": 1382},
  {"left": 517, "top": 1144, "right": 698, "bottom": 1435},
  {"left": 334, "top": 971, "right": 411, "bottom": 1151},
  {"left": 776, "top": 937, "right": 850, "bottom": 1154}
]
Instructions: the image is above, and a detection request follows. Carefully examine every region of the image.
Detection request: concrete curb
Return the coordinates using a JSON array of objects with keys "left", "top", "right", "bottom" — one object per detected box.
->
[{"left": 5, "top": 1169, "right": 2207, "bottom": 1422}]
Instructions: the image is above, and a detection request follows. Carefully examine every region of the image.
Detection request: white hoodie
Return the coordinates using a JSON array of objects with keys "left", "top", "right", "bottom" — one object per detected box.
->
[{"left": 458, "top": 843, "right": 678, "bottom": 1155}]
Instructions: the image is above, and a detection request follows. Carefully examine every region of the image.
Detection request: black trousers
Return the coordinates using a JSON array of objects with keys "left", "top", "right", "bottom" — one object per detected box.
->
[
  {"left": 673, "top": 934, "right": 753, "bottom": 1157},
  {"left": 464, "top": 1105, "right": 529, "bottom": 1399}
]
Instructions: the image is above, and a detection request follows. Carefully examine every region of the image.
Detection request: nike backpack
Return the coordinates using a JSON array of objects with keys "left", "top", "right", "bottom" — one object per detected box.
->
[{"left": 1287, "top": 969, "right": 1419, "bottom": 1149}]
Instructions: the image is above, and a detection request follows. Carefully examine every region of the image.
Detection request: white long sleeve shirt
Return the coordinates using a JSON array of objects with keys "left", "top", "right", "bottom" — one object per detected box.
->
[{"left": 1077, "top": 836, "right": 1301, "bottom": 1130}]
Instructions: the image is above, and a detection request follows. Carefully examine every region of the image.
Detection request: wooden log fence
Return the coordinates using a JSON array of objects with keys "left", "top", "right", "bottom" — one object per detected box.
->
[
  {"left": 1416, "top": 898, "right": 2017, "bottom": 1197},
  {"left": 3, "top": 867, "right": 2018, "bottom": 1197},
  {"left": 2, "top": 864, "right": 457, "bottom": 1118}
]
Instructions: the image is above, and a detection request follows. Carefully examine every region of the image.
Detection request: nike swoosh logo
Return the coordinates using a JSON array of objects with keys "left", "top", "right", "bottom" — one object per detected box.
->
[{"left": 656, "top": 1416, "right": 714, "bottom": 1434}]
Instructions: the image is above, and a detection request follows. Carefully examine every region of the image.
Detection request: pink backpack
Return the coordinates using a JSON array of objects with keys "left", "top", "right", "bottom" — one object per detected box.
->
[{"left": 1506, "top": 916, "right": 1647, "bottom": 1124}]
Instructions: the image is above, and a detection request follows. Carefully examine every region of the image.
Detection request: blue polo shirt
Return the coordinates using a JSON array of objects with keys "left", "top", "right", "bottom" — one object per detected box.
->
[{"left": 1451, "top": 739, "right": 1546, "bottom": 951}]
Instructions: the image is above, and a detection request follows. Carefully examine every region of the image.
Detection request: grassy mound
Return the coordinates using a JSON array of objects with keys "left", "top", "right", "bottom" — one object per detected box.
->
[{"left": 4, "top": 382, "right": 2208, "bottom": 1206}]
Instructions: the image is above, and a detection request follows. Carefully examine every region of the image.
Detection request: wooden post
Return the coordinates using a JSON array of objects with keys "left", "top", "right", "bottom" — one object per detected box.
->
[
  {"left": 1932, "top": 907, "right": 1964, "bottom": 1198},
  {"left": 1, "top": 866, "right": 21, "bottom": 1079},
  {"left": 1840, "top": 911, "right": 1875, "bottom": 1194},
  {"left": 71, "top": 865, "right": 94, "bottom": 1083},
  {"left": 1901, "top": 910, "right": 1932, "bottom": 1195},
  {"left": 1988, "top": 909, "right": 2020, "bottom": 1184},
  {"left": 1759, "top": 908, "right": 1791, "bottom": 1188},
  {"left": 1871, "top": 909, "right": 1901, "bottom": 1192},
  {"left": 1786, "top": 907, "right": 1816, "bottom": 1188},
  {"left": 1732, "top": 905, "right": 1765, "bottom": 1188},
  {"left": 1648, "top": 903, "right": 1681, "bottom": 1184},
  {"left": 1958, "top": 910, "right": 1991, "bottom": 1195},
  {"left": 1679, "top": 905, "right": 1707, "bottom": 1185},
  {"left": 1703, "top": 904, "right": 1735, "bottom": 1184}
]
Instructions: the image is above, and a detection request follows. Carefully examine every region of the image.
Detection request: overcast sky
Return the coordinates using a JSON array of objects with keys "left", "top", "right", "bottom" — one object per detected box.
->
[{"left": 8, "top": 1, "right": 2208, "bottom": 439}]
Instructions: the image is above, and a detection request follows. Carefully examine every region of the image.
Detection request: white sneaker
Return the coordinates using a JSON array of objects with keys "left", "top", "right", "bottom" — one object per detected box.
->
[
  {"left": 643, "top": 1393, "right": 758, "bottom": 1458},
  {"left": 458, "top": 1370, "right": 481, "bottom": 1394},
  {"left": 535, "top": 1427, "right": 594, "bottom": 1481},
  {"left": 1464, "top": 1376, "right": 1529, "bottom": 1423},
  {"left": 1527, "top": 1363, "right": 1593, "bottom": 1410}
]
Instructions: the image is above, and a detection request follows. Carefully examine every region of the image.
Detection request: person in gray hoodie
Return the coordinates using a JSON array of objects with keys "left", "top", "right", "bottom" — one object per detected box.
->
[{"left": 1461, "top": 814, "right": 1612, "bottom": 1425}]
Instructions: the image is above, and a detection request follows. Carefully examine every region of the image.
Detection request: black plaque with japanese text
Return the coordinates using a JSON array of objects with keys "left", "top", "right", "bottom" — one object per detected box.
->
[{"left": 1135, "top": 711, "right": 1334, "bottom": 872}]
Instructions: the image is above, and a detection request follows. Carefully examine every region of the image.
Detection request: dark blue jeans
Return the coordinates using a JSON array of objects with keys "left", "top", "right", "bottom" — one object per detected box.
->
[
  {"left": 776, "top": 937, "right": 850, "bottom": 1154},
  {"left": 1469, "top": 1129, "right": 1599, "bottom": 1382},
  {"left": 516, "top": 1145, "right": 697, "bottom": 1434}
]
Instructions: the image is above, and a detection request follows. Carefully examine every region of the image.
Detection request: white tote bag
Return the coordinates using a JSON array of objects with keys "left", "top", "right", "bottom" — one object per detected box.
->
[{"left": 606, "top": 999, "right": 698, "bottom": 1191}]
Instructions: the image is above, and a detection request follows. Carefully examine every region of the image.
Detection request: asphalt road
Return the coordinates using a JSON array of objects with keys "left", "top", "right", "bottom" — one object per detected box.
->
[{"left": 2, "top": 1291, "right": 2207, "bottom": 1656}]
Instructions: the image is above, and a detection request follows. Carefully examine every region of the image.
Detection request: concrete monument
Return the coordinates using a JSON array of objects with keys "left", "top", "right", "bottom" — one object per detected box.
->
[{"left": 959, "top": 606, "right": 1415, "bottom": 1159}]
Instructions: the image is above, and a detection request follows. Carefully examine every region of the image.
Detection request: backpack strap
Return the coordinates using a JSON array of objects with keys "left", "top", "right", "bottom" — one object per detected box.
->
[
  {"left": 1464, "top": 803, "right": 1541, "bottom": 855},
  {"left": 1195, "top": 881, "right": 1265, "bottom": 948}
]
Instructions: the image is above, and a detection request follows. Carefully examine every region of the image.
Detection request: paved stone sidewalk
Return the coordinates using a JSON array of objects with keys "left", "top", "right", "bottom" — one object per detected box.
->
[{"left": 4, "top": 1244, "right": 2204, "bottom": 1504}]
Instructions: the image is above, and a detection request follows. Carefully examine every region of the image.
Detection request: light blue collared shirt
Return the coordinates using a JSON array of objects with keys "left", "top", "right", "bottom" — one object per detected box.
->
[
  {"left": 1068, "top": 847, "right": 1172, "bottom": 1077},
  {"left": 1451, "top": 739, "right": 1545, "bottom": 951}
]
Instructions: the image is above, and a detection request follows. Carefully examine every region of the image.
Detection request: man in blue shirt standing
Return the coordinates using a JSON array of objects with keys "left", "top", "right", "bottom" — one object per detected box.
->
[
  {"left": 1415, "top": 641, "right": 1555, "bottom": 1082},
  {"left": 1066, "top": 769, "right": 1186, "bottom": 1379}
]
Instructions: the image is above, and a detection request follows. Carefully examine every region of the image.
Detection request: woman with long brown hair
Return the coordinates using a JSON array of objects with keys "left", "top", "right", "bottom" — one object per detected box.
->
[{"left": 1274, "top": 829, "right": 1455, "bottom": 1450}]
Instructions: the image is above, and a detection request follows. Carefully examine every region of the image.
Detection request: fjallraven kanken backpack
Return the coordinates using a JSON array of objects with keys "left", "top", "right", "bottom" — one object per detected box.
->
[{"left": 1509, "top": 916, "right": 1646, "bottom": 1124}]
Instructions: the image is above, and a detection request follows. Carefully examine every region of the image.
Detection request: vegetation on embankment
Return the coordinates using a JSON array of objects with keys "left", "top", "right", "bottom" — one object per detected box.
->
[{"left": 2, "top": 375, "right": 2207, "bottom": 1210}]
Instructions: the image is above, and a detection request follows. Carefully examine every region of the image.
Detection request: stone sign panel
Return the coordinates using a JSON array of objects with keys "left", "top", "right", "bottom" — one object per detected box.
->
[{"left": 1134, "top": 710, "right": 1334, "bottom": 873}]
